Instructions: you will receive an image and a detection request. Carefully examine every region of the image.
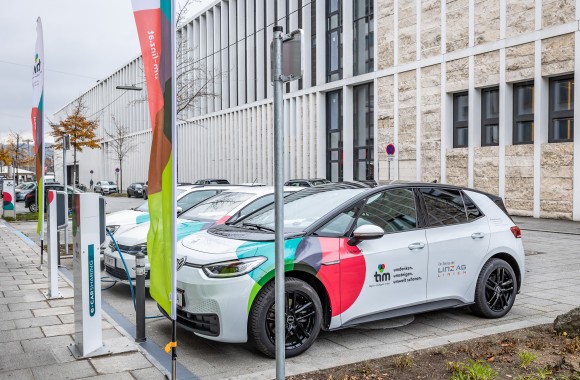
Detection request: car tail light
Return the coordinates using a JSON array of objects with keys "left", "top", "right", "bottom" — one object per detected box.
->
[
  {"left": 26, "top": 193, "right": 33, "bottom": 199},
  {"left": 510, "top": 226, "right": 521, "bottom": 238}
]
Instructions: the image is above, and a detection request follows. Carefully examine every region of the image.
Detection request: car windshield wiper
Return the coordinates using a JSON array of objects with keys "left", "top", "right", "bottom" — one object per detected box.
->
[{"left": 241, "top": 222, "right": 275, "bottom": 232}]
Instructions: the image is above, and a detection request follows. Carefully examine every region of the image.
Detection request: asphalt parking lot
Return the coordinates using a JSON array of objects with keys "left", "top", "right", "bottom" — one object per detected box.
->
[{"left": 9, "top": 212, "right": 580, "bottom": 379}]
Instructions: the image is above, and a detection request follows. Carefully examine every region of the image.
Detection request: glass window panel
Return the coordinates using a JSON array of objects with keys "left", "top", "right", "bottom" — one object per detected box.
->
[
  {"left": 331, "top": 162, "right": 339, "bottom": 182},
  {"left": 515, "top": 84, "right": 534, "bottom": 116},
  {"left": 553, "top": 79, "right": 574, "bottom": 112},
  {"left": 553, "top": 118, "right": 574, "bottom": 141},
  {"left": 329, "top": 0, "right": 339, "bottom": 13},
  {"left": 483, "top": 124, "right": 499, "bottom": 146},
  {"left": 455, "top": 94, "right": 468, "bottom": 122},
  {"left": 331, "top": 150, "right": 339, "bottom": 160},
  {"left": 515, "top": 121, "right": 534, "bottom": 143},
  {"left": 353, "top": 0, "right": 367, "bottom": 18},
  {"left": 455, "top": 126, "right": 468, "bottom": 147},
  {"left": 177, "top": 190, "right": 218, "bottom": 211},
  {"left": 483, "top": 89, "right": 499, "bottom": 119},
  {"left": 420, "top": 188, "right": 466, "bottom": 226},
  {"left": 329, "top": 30, "right": 339, "bottom": 71},
  {"left": 357, "top": 149, "right": 366, "bottom": 159},
  {"left": 463, "top": 193, "right": 482, "bottom": 222},
  {"left": 356, "top": 188, "right": 417, "bottom": 233},
  {"left": 317, "top": 203, "right": 362, "bottom": 236},
  {"left": 330, "top": 133, "right": 340, "bottom": 148}
]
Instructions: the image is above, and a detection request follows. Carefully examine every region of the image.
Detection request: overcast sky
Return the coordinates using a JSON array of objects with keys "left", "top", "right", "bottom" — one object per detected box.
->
[{"left": 0, "top": 0, "right": 209, "bottom": 143}]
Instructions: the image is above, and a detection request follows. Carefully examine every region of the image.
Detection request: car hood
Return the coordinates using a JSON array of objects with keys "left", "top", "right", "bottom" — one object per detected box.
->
[
  {"left": 178, "top": 230, "right": 260, "bottom": 265},
  {"left": 106, "top": 209, "right": 149, "bottom": 226},
  {"left": 114, "top": 218, "right": 214, "bottom": 246}
]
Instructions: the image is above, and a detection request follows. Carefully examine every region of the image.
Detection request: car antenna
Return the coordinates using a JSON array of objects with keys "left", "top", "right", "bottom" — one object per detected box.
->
[{"left": 252, "top": 178, "right": 258, "bottom": 186}]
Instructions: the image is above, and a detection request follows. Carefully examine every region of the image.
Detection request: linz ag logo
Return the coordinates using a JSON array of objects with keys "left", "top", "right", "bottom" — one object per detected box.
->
[
  {"left": 374, "top": 264, "right": 391, "bottom": 283},
  {"left": 438, "top": 261, "right": 467, "bottom": 278},
  {"left": 176, "top": 257, "right": 186, "bottom": 271}
]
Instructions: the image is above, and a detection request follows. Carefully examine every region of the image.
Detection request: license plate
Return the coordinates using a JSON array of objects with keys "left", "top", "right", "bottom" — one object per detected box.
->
[
  {"left": 104, "top": 255, "right": 116, "bottom": 267},
  {"left": 176, "top": 289, "right": 185, "bottom": 308}
]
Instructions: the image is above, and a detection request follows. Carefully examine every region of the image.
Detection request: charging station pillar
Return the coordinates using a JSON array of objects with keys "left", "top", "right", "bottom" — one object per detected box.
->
[
  {"left": 70, "top": 193, "right": 109, "bottom": 358},
  {"left": 45, "top": 190, "right": 65, "bottom": 299},
  {"left": 2, "top": 178, "right": 15, "bottom": 219}
]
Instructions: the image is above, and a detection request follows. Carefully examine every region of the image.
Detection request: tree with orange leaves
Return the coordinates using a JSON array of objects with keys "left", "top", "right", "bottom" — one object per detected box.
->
[{"left": 50, "top": 97, "right": 100, "bottom": 186}]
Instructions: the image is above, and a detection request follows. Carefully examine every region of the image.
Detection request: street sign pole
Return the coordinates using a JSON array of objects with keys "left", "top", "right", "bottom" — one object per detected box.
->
[
  {"left": 272, "top": 25, "right": 285, "bottom": 380},
  {"left": 63, "top": 134, "right": 70, "bottom": 260}
]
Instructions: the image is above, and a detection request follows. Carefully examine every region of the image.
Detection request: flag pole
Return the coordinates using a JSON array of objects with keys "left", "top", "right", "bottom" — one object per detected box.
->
[{"left": 170, "top": 0, "right": 178, "bottom": 378}]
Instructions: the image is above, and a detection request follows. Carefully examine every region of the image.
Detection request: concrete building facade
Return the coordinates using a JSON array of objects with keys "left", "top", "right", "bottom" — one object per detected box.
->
[{"left": 55, "top": 0, "right": 580, "bottom": 220}]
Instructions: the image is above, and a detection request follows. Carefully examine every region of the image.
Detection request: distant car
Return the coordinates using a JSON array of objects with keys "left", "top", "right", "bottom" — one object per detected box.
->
[
  {"left": 127, "top": 182, "right": 145, "bottom": 198},
  {"left": 284, "top": 178, "right": 331, "bottom": 187},
  {"left": 25, "top": 184, "right": 82, "bottom": 213},
  {"left": 103, "top": 186, "right": 302, "bottom": 285},
  {"left": 194, "top": 179, "right": 229, "bottom": 185},
  {"left": 15, "top": 182, "right": 37, "bottom": 201},
  {"left": 94, "top": 180, "right": 118, "bottom": 195}
]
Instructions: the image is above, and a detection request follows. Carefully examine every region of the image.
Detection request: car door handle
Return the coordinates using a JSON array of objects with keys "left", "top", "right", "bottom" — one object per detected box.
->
[
  {"left": 471, "top": 232, "right": 485, "bottom": 239},
  {"left": 408, "top": 242, "right": 425, "bottom": 250}
]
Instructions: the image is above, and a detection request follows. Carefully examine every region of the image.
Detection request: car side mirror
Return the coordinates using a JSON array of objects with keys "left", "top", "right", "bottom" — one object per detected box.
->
[
  {"left": 347, "top": 224, "right": 385, "bottom": 246},
  {"left": 176, "top": 206, "right": 183, "bottom": 215}
]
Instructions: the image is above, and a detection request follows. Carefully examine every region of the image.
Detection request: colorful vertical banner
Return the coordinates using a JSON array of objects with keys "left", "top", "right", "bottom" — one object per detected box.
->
[
  {"left": 31, "top": 17, "right": 45, "bottom": 237},
  {"left": 131, "top": 0, "right": 177, "bottom": 318}
]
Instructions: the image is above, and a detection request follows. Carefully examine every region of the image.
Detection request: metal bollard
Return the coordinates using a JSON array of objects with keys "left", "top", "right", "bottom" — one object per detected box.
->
[{"left": 135, "top": 252, "right": 146, "bottom": 343}]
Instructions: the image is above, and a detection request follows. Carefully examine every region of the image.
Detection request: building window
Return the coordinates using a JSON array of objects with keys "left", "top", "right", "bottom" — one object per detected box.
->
[
  {"left": 327, "top": 90, "right": 343, "bottom": 182},
  {"left": 513, "top": 81, "right": 534, "bottom": 144},
  {"left": 353, "top": 0, "right": 373, "bottom": 76},
  {"left": 353, "top": 83, "right": 374, "bottom": 180},
  {"left": 481, "top": 87, "right": 499, "bottom": 146},
  {"left": 453, "top": 92, "right": 468, "bottom": 148},
  {"left": 549, "top": 75, "right": 574, "bottom": 142},
  {"left": 326, "top": 0, "right": 342, "bottom": 82}
]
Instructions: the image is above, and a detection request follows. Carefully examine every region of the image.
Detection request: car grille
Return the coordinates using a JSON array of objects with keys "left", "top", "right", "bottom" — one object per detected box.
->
[
  {"left": 105, "top": 265, "right": 150, "bottom": 280},
  {"left": 176, "top": 310, "right": 220, "bottom": 337},
  {"left": 108, "top": 241, "right": 142, "bottom": 256}
]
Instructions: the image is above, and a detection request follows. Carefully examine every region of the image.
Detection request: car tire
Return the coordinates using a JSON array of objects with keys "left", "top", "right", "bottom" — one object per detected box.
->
[
  {"left": 29, "top": 203, "right": 37, "bottom": 213},
  {"left": 127, "top": 193, "right": 131, "bottom": 198},
  {"left": 248, "top": 277, "right": 322, "bottom": 358},
  {"left": 143, "top": 193, "right": 148, "bottom": 200},
  {"left": 472, "top": 258, "right": 517, "bottom": 319}
]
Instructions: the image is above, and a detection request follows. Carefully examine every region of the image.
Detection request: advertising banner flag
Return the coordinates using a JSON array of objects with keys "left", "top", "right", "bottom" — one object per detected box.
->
[
  {"left": 131, "top": 0, "right": 177, "bottom": 319},
  {"left": 31, "top": 17, "right": 45, "bottom": 237}
]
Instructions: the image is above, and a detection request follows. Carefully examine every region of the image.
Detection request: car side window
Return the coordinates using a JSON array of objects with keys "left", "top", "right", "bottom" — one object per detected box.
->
[
  {"left": 236, "top": 194, "right": 274, "bottom": 220},
  {"left": 316, "top": 202, "right": 363, "bottom": 237},
  {"left": 356, "top": 188, "right": 418, "bottom": 234},
  {"left": 177, "top": 190, "right": 218, "bottom": 211},
  {"left": 420, "top": 188, "right": 468, "bottom": 226},
  {"left": 462, "top": 192, "right": 483, "bottom": 221}
]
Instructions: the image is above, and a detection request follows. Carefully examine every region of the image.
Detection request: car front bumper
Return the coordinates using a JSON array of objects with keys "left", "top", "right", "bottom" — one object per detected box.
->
[
  {"left": 175, "top": 265, "right": 254, "bottom": 343},
  {"left": 103, "top": 247, "right": 150, "bottom": 287}
]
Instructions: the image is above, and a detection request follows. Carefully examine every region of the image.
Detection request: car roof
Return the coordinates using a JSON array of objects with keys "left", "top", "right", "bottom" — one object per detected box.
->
[{"left": 220, "top": 186, "right": 303, "bottom": 195}]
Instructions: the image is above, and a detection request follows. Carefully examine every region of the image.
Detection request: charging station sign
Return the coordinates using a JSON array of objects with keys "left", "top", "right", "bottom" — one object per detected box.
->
[{"left": 88, "top": 244, "right": 96, "bottom": 317}]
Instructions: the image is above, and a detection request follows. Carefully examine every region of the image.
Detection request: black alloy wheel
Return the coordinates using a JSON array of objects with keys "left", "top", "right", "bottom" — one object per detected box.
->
[
  {"left": 472, "top": 258, "right": 517, "bottom": 318},
  {"left": 249, "top": 277, "right": 322, "bottom": 358}
]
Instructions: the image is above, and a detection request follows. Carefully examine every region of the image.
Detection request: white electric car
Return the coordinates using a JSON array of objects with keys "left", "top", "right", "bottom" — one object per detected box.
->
[
  {"left": 172, "top": 183, "right": 524, "bottom": 357},
  {"left": 103, "top": 186, "right": 303, "bottom": 284}
]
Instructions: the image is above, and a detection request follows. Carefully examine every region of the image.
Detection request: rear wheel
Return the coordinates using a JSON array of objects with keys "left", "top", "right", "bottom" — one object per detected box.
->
[
  {"left": 472, "top": 258, "right": 517, "bottom": 318},
  {"left": 29, "top": 203, "right": 37, "bottom": 213},
  {"left": 248, "top": 277, "right": 322, "bottom": 358}
]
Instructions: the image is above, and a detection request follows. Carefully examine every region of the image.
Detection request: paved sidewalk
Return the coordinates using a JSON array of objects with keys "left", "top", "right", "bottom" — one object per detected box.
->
[{"left": 0, "top": 221, "right": 167, "bottom": 380}]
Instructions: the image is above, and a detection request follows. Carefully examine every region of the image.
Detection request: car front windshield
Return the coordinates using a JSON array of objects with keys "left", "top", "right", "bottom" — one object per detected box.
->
[
  {"left": 240, "top": 189, "right": 365, "bottom": 233},
  {"left": 180, "top": 192, "right": 253, "bottom": 221},
  {"left": 107, "top": 181, "right": 116, "bottom": 185}
]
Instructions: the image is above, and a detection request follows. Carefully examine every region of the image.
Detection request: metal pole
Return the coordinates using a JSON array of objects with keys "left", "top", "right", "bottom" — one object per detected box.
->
[
  {"left": 388, "top": 159, "right": 391, "bottom": 181},
  {"left": 135, "top": 252, "right": 146, "bottom": 343},
  {"left": 63, "top": 136, "right": 69, "bottom": 258},
  {"left": 272, "top": 25, "right": 285, "bottom": 380}
]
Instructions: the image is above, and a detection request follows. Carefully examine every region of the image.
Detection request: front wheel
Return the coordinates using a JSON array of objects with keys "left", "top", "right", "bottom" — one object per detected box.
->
[
  {"left": 127, "top": 193, "right": 131, "bottom": 198},
  {"left": 248, "top": 277, "right": 322, "bottom": 358},
  {"left": 472, "top": 258, "right": 517, "bottom": 318}
]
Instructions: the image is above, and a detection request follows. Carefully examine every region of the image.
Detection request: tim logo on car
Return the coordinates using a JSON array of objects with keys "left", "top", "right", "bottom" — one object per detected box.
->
[{"left": 370, "top": 264, "right": 391, "bottom": 287}]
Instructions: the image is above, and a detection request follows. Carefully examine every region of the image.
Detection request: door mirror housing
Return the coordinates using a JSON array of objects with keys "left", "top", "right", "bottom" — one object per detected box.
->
[
  {"left": 176, "top": 206, "right": 183, "bottom": 215},
  {"left": 347, "top": 224, "right": 385, "bottom": 246}
]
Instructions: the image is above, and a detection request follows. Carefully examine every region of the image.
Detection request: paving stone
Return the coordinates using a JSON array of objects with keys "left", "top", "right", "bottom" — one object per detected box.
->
[
  {"left": 0, "top": 341, "right": 25, "bottom": 355},
  {"left": 0, "top": 327, "right": 44, "bottom": 343},
  {"left": 31, "top": 359, "right": 96, "bottom": 379},
  {"left": 0, "top": 309, "right": 32, "bottom": 322},
  {"left": 14, "top": 315, "right": 62, "bottom": 329},
  {"left": 83, "top": 373, "right": 135, "bottom": 380},
  {"left": 47, "top": 298, "right": 74, "bottom": 307},
  {"left": 0, "top": 350, "right": 57, "bottom": 371},
  {"left": 20, "top": 334, "right": 74, "bottom": 353},
  {"left": 41, "top": 323, "right": 74, "bottom": 337},
  {"left": 131, "top": 367, "right": 168, "bottom": 380},
  {"left": 0, "top": 368, "right": 34, "bottom": 380},
  {"left": 0, "top": 293, "right": 46, "bottom": 304},
  {"left": 7, "top": 300, "right": 49, "bottom": 311},
  {"left": 32, "top": 306, "right": 74, "bottom": 317},
  {"left": 18, "top": 282, "right": 52, "bottom": 290},
  {"left": 0, "top": 320, "right": 16, "bottom": 331},
  {"left": 325, "top": 331, "right": 385, "bottom": 350},
  {"left": 90, "top": 351, "right": 152, "bottom": 374},
  {"left": 58, "top": 313, "right": 75, "bottom": 324}
]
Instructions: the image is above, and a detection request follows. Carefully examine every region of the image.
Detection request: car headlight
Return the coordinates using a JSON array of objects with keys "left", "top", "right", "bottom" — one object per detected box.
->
[
  {"left": 202, "top": 257, "right": 267, "bottom": 278},
  {"left": 106, "top": 225, "right": 120, "bottom": 234},
  {"left": 135, "top": 243, "right": 148, "bottom": 255}
]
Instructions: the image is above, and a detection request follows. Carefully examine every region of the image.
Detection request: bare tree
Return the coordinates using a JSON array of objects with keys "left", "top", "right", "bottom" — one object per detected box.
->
[
  {"left": 6, "top": 131, "right": 34, "bottom": 185},
  {"left": 105, "top": 116, "right": 138, "bottom": 193},
  {"left": 132, "top": 0, "right": 224, "bottom": 121}
]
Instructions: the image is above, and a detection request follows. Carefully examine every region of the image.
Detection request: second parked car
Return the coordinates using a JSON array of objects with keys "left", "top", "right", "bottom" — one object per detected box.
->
[
  {"left": 94, "top": 180, "right": 118, "bottom": 195},
  {"left": 126, "top": 182, "right": 146, "bottom": 198}
]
